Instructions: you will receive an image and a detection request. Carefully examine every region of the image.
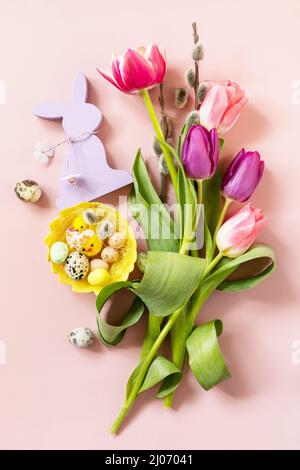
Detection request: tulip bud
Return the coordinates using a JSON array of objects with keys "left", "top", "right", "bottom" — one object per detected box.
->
[
  {"left": 197, "top": 82, "right": 208, "bottom": 103},
  {"left": 137, "top": 252, "right": 147, "bottom": 272},
  {"left": 181, "top": 125, "right": 219, "bottom": 180},
  {"left": 192, "top": 42, "right": 204, "bottom": 61},
  {"left": 185, "top": 68, "right": 196, "bottom": 88},
  {"left": 97, "top": 43, "right": 166, "bottom": 93},
  {"left": 185, "top": 110, "right": 200, "bottom": 128},
  {"left": 216, "top": 204, "right": 267, "bottom": 258},
  {"left": 158, "top": 155, "right": 169, "bottom": 175},
  {"left": 199, "top": 80, "right": 248, "bottom": 134},
  {"left": 222, "top": 149, "right": 264, "bottom": 202},
  {"left": 175, "top": 87, "right": 188, "bottom": 109},
  {"left": 153, "top": 138, "right": 162, "bottom": 156}
]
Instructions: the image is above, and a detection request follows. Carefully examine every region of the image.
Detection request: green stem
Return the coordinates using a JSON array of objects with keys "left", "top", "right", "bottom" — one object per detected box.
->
[
  {"left": 111, "top": 307, "right": 183, "bottom": 434},
  {"left": 210, "top": 198, "right": 232, "bottom": 258},
  {"left": 140, "top": 89, "right": 178, "bottom": 197},
  {"left": 201, "top": 251, "right": 223, "bottom": 279},
  {"left": 163, "top": 250, "right": 223, "bottom": 408}
]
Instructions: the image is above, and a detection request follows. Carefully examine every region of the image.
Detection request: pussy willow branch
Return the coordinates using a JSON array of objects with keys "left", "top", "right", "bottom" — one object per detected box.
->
[
  {"left": 192, "top": 22, "right": 200, "bottom": 110},
  {"left": 141, "top": 89, "right": 178, "bottom": 198},
  {"left": 158, "top": 82, "right": 168, "bottom": 202}
]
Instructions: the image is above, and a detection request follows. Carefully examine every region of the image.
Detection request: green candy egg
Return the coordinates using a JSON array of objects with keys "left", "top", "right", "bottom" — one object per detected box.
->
[{"left": 50, "top": 242, "right": 69, "bottom": 264}]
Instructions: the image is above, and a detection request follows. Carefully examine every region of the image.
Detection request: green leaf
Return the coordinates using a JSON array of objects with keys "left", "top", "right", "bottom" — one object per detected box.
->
[
  {"left": 176, "top": 165, "right": 198, "bottom": 248},
  {"left": 158, "top": 304, "right": 190, "bottom": 397},
  {"left": 130, "top": 149, "right": 179, "bottom": 252},
  {"left": 177, "top": 123, "right": 188, "bottom": 157},
  {"left": 189, "top": 244, "right": 276, "bottom": 324},
  {"left": 202, "top": 168, "right": 222, "bottom": 234},
  {"left": 96, "top": 281, "right": 144, "bottom": 346},
  {"left": 204, "top": 216, "right": 213, "bottom": 261},
  {"left": 139, "top": 356, "right": 182, "bottom": 396},
  {"left": 217, "top": 244, "right": 276, "bottom": 292},
  {"left": 126, "top": 313, "right": 163, "bottom": 399},
  {"left": 96, "top": 251, "right": 206, "bottom": 344},
  {"left": 186, "top": 320, "right": 231, "bottom": 390},
  {"left": 133, "top": 251, "right": 206, "bottom": 317}
]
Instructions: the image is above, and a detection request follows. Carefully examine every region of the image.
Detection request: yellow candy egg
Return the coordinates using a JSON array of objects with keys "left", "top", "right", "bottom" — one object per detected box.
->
[
  {"left": 73, "top": 215, "right": 89, "bottom": 232},
  {"left": 80, "top": 234, "right": 103, "bottom": 257},
  {"left": 90, "top": 259, "right": 109, "bottom": 271},
  {"left": 108, "top": 231, "right": 126, "bottom": 248},
  {"left": 87, "top": 268, "right": 110, "bottom": 286}
]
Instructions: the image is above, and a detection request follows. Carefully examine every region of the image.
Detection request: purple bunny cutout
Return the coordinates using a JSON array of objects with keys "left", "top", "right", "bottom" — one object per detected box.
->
[{"left": 33, "top": 72, "right": 132, "bottom": 209}]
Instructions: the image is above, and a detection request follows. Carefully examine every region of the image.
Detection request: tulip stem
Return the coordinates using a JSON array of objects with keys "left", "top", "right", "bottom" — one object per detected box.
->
[
  {"left": 211, "top": 198, "right": 232, "bottom": 259},
  {"left": 163, "top": 249, "right": 223, "bottom": 408},
  {"left": 110, "top": 306, "right": 183, "bottom": 434},
  {"left": 140, "top": 89, "right": 178, "bottom": 198}
]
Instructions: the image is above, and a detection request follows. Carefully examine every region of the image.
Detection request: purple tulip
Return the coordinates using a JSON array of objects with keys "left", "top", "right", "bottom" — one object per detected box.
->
[
  {"left": 181, "top": 125, "right": 219, "bottom": 180},
  {"left": 222, "top": 149, "right": 264, "bottom": 202}
]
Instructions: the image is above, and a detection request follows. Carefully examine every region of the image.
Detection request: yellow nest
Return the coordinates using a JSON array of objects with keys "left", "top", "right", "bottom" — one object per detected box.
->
[{"left": 45, "top": 202, "right": 137, "bottom": 295}]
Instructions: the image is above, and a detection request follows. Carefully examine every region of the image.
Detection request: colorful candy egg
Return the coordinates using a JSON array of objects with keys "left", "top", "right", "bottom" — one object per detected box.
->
[
  {"left": 68, "top": 327, "right": 94, "bottom": 348},
  {"left": 66, "top": 227, "right": 81, "bottom": 249},
  {"left": 64, "top": 252, "right": 89, "bottom": 280},
  {"left": 101, "top": 246, "right": 119, "bottom": 263},
  {"left": 72, "top": 215, "right": 89, "bottom": 232},
  {"left": 90, "top": 259, "right": 109, "bottom": 271},
  {"left": 50, "top": 241, "right": 69, "bottom": 264},
  {"left": 108, "top": 231, "right": 126, "bottom": 248},
  {"left": 96, "top": 219, "right": 115, "bottom": 240},
  {"left": 87, "top": 268, "right": 110, "bottom": 286}
]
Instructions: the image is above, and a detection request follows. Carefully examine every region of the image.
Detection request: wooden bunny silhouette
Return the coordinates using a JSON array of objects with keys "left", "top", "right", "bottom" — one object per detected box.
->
[{"left": 33, "top": 72, "right": 132, "bottom": 209}]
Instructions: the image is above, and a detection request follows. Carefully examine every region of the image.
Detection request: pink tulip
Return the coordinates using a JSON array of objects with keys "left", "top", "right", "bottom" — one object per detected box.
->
[
  {"left": 199, "top": 80, "right": 248, "bottom": 134},
  {"left": 216, "top": 204, "right": 267, "bottom": 258},
  {"left": 97, "top": 44, "right": 166, "bottom": 93}
]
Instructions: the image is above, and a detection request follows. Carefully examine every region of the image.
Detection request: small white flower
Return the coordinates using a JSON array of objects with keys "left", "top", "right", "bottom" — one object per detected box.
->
[{"left": 33, "top": 140, "right": 54, "bottom": 165}]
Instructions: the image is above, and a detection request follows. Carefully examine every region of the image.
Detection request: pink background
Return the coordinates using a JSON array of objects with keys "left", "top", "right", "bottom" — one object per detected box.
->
[{"left": 0, "top": 0, "right": 299, "bottom": 450}]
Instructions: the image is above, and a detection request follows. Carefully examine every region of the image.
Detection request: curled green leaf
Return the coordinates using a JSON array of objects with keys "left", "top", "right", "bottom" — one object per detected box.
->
[
  {"left": 96, "top": 281, "right": 144, "bottom": 346},
  {"left": 186, "top": 320, "right": 231, "bottom": 390},
  {"left": 139, "top": 356, "right": 182, "bottom": 396}
]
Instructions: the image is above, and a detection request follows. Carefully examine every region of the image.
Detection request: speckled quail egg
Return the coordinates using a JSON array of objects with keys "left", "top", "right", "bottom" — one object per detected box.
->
[
  {"left": 14, "top": 179, "right": 42, "bottom": 203},
  {"left": 108, "top": 231, "right": 126, "bottom": 248},
  {"left": 68, "top": 327, "right": 94, "bottom": 348},
  {"left": 101, "top": 246, "right": 119, "bottom": 263},
  {"left": 64, "top": 252, "right": 89, "bottom": 280},
  {"left": 96, "top": 219, "right": 115, "bottom": 240}
]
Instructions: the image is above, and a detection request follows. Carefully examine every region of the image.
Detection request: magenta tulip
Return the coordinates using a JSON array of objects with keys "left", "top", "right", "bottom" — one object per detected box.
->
[
  {"left": 222, "top": 149, "right": 264, "bottom": 202},
  {"left": 97, "top": 44, "right": 166, "bottom": 93},
  {"left": 181, "top": 125, "right": 219, "bottom": 180},
  {"left": 199, "top": 80, "right": 248, "bottom": 134},
  {"left": 216, "top": 204, "right": 267, "bottom": 258}
]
